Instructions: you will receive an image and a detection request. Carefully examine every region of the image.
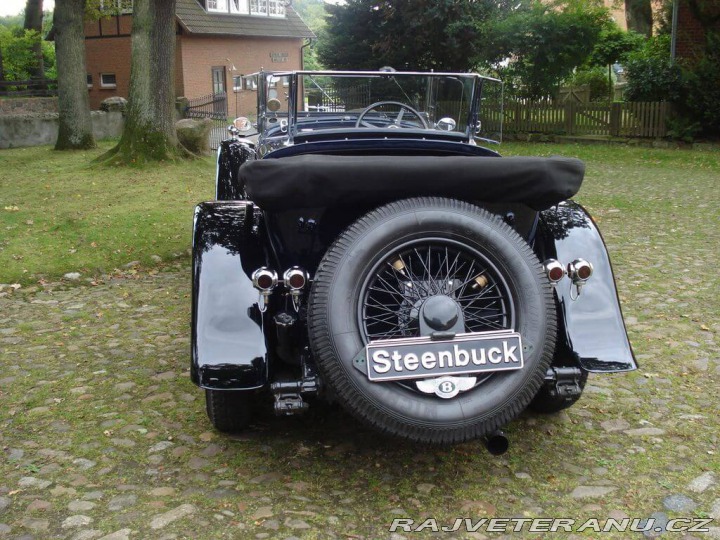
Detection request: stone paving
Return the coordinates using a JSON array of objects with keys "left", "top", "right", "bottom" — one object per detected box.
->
[{"left": 1, "top": 182, "right": 719, "bottom": 538}]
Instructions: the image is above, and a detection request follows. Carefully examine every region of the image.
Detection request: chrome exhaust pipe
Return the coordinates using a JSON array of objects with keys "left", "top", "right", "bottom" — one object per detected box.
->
[{"left": 483, "top": 430, "right": 509, "bottom": 456}]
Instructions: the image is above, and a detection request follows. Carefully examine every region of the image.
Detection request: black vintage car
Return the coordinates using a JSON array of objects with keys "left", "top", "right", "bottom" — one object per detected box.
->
[{"left": 191, "top": 70, "right": 636, "bottom": 453}]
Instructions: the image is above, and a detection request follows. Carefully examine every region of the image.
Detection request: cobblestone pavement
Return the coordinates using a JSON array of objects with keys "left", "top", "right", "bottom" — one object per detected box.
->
[{"left": 1, "top": 185, "right": 719, "bottom": 538}]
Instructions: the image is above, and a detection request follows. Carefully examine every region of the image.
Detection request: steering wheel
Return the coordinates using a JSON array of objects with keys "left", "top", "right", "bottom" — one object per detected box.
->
[{"left": 355, "top": 101, "right": 429, "bottom": 129}]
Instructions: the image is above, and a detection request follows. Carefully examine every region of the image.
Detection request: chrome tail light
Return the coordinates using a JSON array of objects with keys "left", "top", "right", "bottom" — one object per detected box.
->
[
  {"left": 252, "top": 267, "right": 278, "bottom": 311},
  {"left": 567, "top": 259, "right": 593, "bottom": 283},
  {"left": 283, "top": 267, "right": 309, "bottom": 311},
  {"left": 543, "top": 259, "right": 566, "bottom": 285},
  {"left": 567, "top": 259, "right": 593, "bottom": 298}
]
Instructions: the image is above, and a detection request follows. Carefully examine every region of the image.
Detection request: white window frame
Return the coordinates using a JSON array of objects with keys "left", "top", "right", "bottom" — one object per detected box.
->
[
  {"left": 268, "top": 0, "right": 285, "bottom": 17},
  {"left": 207, "top": 0, "right": 228, "bottom": 13},
  {"left": 229, "top": 0, "right": 249, "bottom": 14},
  {"left": 232, "top": 75, "right": 243, "bottom": 92},
  {"left": 100, "top": 73, "right": 117, "bottom": 89},
  {"left": 250, "top": 0, "right": 268, "bottom": 16}
]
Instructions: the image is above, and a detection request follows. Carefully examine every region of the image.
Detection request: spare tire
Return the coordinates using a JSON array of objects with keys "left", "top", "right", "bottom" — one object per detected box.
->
[{"left": 308, "top": 197, "right": 556, "bottom": 443}]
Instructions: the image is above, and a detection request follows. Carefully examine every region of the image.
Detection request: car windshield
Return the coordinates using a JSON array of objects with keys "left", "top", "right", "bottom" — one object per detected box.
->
[{"left": 254, "top": 71, "right": 502, "bottom": 142}]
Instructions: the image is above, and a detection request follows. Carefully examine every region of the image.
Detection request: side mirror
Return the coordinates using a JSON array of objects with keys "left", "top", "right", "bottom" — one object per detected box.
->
[
  {"left": 233, "top": 116, "right": 252, "bottom": 132},
  {"left": 436, "top": 117, "right": 457, "bottom": 131}
]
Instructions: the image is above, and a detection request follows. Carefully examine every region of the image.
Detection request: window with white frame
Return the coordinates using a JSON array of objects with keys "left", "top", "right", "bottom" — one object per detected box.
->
[
  {"left": 207, "top": 0, "right": 228, "bottom": 13},
  {"left": 211, "top": 0, "right": 283, "bottom": 16},
  {"left": 233, "top": 75, "right": 243, "bottom": 92},
  {"left": 243, "top": 75, "right": 258, "bottom": 91},
  {"left": 87, "top": 74, "right": 93, "bottom": 88},
  {"left": 207, "top": 0, "right": 228, "bottom": 12},
  {"left": 250, "top": 0, "right": 268, "bottom": 15},
  {"left": 100, "top": 73, "right": 117, "bottom": 88},
  {"left": 229, "top": 0, "right": 249, "bottom": 14},
  {"left": 268, "top": 0, "right": 285, "bottom": 17}
]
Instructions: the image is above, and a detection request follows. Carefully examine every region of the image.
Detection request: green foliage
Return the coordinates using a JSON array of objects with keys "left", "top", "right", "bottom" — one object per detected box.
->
[
  {"left": 567, "top": 67, "right": 612, "bottom": 101},
  {"left": 589, "top": 27, "right": 644, "bottom": 67},
  {"left": 624, "top": 35, "right": 682, "bottom": 102},
  {"left": 84, "top": 0, "right": 133, "bottom": 20},
  {"left": 0, "top": 26, "right": 55, "bottom": 80},
  {"left": 293, "top": 0, "right": 326, "bottom": 70},
  {"left": 0, "top": 7, "right": 56, "bottom": 82},
  {"left": 0, "top": 14, "right": 25, "bottom": 28},
  {"left": 490, "top": 2, "right": 612, "bottom": 99},
  {"left": 317, "top": 0, "right": 525, "bottom": 72},
  {"left": 293, "top": 0, "right": 326, "bottom": 30}
]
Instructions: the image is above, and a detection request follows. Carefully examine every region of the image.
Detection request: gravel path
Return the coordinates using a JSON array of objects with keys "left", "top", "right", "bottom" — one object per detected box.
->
[{"left": 1, "top": 190, "right": 719, "bottom": 539}]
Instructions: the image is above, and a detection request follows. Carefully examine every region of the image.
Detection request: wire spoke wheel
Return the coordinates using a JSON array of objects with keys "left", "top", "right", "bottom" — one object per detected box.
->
[{"left": 360, "top": 240, "right": 515, "bottom": 343}]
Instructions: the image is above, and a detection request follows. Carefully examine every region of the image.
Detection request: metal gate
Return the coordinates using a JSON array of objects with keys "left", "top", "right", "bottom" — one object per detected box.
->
[{"left": 185, "top": 92, "right": 228, "bottom": 150}]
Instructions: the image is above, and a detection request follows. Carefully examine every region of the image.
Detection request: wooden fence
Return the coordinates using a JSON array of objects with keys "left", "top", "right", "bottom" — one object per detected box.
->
[
  {"left": 480, "top": 101, "right": 671, "bottom": 138},
  {"left": 0, "top": 79, "right": 58, "bottom": 98}
]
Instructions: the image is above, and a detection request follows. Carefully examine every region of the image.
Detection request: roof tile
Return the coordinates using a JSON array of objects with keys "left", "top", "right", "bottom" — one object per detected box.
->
[{"left": 175, "top": 0, "right": 315, "bottom": 39}]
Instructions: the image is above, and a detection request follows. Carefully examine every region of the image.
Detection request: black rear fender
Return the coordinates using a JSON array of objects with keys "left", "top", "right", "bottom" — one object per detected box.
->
[
  {"left": 537, "top": 201, "right": 637, "bottom": 373},
  {"left": 215, "top": 139, "right": 255, "bottom": 200},
  {"left": 191, "top": 201, "right": 269, "bottom": 390}
]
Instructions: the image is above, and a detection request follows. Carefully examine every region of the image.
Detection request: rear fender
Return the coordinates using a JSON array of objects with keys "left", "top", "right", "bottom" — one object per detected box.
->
[
  {"left": 191, "top": 201, "right": 269, "bottom": 389},
  {"left": 538, "top": 201, "right": 637, "bottom": 373},
  {"left": 215, "top": 139, "right": 255, "bottom": 200}
]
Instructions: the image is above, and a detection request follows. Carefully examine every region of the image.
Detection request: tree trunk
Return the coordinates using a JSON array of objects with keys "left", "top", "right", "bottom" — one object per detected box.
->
[
  {"left": 625, "top": 0, "right": 653, "bottom": 38},
  {"left": 54, "top": 0, "right": 96, "bottom": 150},
  {"left": 24, "top": 0, "right": 45, "bottom": 79},
  {"left": 0, "top": 46, "right": 5, "bottom": 82},
  {"left": 104, "top": 0, "right": 182, "bottom": 163}
]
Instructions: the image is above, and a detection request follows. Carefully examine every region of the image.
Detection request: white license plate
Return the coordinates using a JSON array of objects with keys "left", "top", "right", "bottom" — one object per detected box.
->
[{"left": 364, "top": 331, "right": 524, "bottom": 382}]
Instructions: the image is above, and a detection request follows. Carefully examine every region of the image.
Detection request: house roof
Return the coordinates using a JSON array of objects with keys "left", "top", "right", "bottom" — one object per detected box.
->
[{"left": 175, "top": 0, "right": 315, "bottom": 39}]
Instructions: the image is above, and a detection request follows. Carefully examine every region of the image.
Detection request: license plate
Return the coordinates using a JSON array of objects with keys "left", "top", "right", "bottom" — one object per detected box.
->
[{"left": 364, "top": 331, "right": 524, "bottom": 382}]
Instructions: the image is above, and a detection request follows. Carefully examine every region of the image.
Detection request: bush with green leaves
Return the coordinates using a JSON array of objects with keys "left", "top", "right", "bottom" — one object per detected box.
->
[
  {"left": 623, "top": 35, "right": 682, "bottom": 102},
  {"left": 0, "top": 25, "right": 56, "bottom": 81},
  {"left": 567, "top": 67, "right": 612, "bottom": 102}
]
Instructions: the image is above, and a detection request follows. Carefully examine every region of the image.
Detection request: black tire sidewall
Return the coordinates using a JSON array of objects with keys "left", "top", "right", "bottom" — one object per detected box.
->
[{"left": 309, "top": 198, "right": 555, "bottom": 440}]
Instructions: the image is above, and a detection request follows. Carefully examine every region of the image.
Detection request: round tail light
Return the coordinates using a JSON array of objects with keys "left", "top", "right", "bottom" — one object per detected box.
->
[
  {"left": 544, "top": 259, "right": 565, "bottom": 284},
  {"left": 568, "top": 259, "right": 593, "bottom": 282},
  {"left": 252, "top": 268, "right": 278, "bottom": 291},
  {"left": 283, "top": 267, "right": 308, "bottom": 290}
]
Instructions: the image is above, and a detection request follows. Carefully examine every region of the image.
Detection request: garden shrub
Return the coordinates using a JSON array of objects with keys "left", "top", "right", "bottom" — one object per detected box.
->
[
  {"left": 624, "top": 36, "right": 683, "bottom": 102},
  {"left": 568, "top": 67, "right": 612, "bottom": 101}
]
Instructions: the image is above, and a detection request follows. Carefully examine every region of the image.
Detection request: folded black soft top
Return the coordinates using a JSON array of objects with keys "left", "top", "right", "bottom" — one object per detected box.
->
[{"left": 240, "top": 155, "right": 584, "bottom": 212}]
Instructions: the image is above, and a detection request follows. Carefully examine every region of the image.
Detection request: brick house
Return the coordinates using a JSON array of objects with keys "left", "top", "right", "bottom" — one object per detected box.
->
[
  {"left": 83, "top": 0, "right": 314, "bottom": 117},
  {"left": 674, "top": 0, "right": 720, "bottom": 62}
]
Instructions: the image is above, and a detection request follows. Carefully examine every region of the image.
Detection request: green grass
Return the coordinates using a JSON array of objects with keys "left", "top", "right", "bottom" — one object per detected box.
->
[
  {"left": 1, "top": 141, "right": 718, "bottom": 287},
  {"left": 0, "top": 142, "right": 215, "bottom": 285}
]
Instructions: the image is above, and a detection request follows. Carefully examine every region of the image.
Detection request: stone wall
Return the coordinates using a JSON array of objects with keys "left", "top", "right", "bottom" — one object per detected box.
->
[
  {"left": 0, "top": 111, "right": 123, "bottom": 149},
  {"left": 0, "top": 97, "right": 59, "bottom": 115}
]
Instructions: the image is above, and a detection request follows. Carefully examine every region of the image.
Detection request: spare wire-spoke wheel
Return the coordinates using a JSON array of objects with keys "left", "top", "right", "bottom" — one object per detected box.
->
[{"left": 309, "top": 197, "right": 556, "bottom": 443}]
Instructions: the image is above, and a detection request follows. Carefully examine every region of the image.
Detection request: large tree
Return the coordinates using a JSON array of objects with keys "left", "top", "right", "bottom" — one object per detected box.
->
[
  {"left": 487, "top": 2, "right": 611, "bottom": 99},
  {"left": 317, "top": 0, "right": 525, "bottom": 72},
  {"left": 101, "top": 0, "right": 182, "bottom": 163},
  {"left": 24, "top": 0, "right": 44, "bottom": 79},
  {"left": 54, "top": 0, "right": 96, "bottom": 150},
  {"left": 625, "top": 0, "right": 653, "bottom": 37}
]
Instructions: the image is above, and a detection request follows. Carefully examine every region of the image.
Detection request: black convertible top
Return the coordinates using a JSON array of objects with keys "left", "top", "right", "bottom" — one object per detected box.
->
[{"left": 240, "top": 155, "right": 584, "bottom": 211}]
